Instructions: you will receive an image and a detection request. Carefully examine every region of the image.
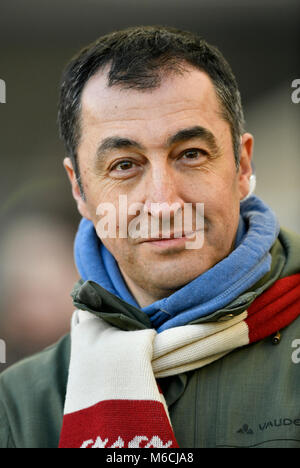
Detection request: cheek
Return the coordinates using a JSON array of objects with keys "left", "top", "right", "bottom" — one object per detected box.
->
[
  {"left": 192, "top": 171, "right": 238, "bottom": 208},
  {"left": 81, "top": 177, "right": 124, "bottom": 224},
  {"left": 197, "top": 172, "right": 240, "bottom": 232},
  {"left": 101, "top": 237, "right": 136, "bottom": 268}
]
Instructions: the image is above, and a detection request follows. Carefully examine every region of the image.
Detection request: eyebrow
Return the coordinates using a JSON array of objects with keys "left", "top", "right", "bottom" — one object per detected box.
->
[
  {"left": 95, "top": 125, "right": 220, "bottom": 164},
  {"left": 167, "top": 126, "right": 219, "bottom": 154}
]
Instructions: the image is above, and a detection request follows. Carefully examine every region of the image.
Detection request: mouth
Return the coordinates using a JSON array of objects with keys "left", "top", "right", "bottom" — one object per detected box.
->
[{"left": 140, "top": 230, "right": 202, "bottom": 249}]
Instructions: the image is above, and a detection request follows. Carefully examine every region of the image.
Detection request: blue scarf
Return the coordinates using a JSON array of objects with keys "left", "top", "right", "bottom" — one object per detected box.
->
[{"left": 74, "top": 195, "right": 280, "bottom": 332}]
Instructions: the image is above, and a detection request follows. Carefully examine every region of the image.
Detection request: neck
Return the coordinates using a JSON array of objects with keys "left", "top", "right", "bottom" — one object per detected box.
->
[{"left": 119, "top": 266, "right": 175, "bottom": 308}]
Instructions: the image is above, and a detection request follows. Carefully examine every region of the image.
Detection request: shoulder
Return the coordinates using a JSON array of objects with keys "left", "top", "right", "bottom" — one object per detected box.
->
[
  {"left": 0, "top": 334, "right": 70, "bottom": 448},
  {"left": 279, "top": 227, "right": 300, "bottom": 277},
  {"left": 0, "top": 333, "right": 70, "bottom": 389}
]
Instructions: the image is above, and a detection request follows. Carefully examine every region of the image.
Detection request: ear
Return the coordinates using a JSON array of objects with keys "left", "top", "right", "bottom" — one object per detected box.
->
[
  {"left": 63, "top": 158, "right": 92, "bottom": 220},
  {"left": 238, "top": 133, "right": 254, "bottom": 201}
]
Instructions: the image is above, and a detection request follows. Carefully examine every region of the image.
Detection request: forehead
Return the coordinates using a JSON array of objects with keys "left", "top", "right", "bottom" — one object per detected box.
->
[
  {"left": 79, "top": 66, "right": 227, "bottom": 145},
  {"left": 81, "top": 65, "right": 220, "bottom": 119}
]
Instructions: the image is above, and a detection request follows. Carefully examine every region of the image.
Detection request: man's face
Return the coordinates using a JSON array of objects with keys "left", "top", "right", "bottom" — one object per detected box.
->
[{"left": 65, "top": 66, "right": 253, "bottom": 304}]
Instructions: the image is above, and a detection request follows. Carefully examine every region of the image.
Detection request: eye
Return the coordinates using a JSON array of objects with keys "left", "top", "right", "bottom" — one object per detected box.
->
[
  {"left": 111, "top": 160, "right": 136, "bottom": 171},
  {"left": 181, "top": 148, "right": 208, "bottom": 160}
]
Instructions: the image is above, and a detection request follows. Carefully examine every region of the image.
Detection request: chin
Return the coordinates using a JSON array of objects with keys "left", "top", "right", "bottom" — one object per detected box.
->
[{"left": 151, "top": 265, "right": 208, "bottom": 291}]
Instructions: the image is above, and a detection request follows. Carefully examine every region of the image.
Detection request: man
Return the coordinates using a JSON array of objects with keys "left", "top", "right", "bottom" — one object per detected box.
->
[{"left": 0, "top": 26, "right": 299, "bottom": 449}]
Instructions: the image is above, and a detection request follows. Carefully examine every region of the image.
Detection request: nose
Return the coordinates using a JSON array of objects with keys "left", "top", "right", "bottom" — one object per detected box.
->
[{"left": 142, "top": 164, "right": 184, "bottom": 219}]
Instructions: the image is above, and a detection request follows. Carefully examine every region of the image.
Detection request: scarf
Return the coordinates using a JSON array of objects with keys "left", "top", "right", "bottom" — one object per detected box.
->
[
  {"left": 59, "top": 273, "right": 300, "bottom": 448},
  {"left": 74, "top": 195, "right": 280, "bottom": 332}
]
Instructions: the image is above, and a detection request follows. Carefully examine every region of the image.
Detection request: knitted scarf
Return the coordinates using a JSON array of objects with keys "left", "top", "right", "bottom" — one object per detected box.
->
[{"left": 59, "top": 274, "right": 300, "bottom": 448}]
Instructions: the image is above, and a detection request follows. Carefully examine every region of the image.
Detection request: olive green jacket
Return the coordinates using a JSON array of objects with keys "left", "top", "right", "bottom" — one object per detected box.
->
[{"left": 0, "top": 228, "right": 299, "bottom": 448}]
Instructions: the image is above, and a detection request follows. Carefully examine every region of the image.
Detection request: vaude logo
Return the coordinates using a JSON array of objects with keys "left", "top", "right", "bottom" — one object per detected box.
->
[
  {"left": 237, "top": 418, "right": 300, "bottom": 435},
  {"left": 237, "top": 424, "right": 253, "bottom": 435}
]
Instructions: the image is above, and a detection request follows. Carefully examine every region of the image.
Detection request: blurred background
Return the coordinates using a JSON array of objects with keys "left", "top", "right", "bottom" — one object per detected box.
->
[{"left": 0, "top": 0, "right": 299, "bottom": 370}]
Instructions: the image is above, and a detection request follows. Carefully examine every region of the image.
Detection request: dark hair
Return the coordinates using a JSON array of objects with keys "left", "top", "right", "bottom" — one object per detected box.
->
[{"left": 58, "top": 25, "right": 245, "bottom": 192}]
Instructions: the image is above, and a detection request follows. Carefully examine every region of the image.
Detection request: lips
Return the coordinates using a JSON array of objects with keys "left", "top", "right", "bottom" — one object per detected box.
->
[
  {"left": 138, "top": 229, "right": 202, "bottom": 245},
  {"left": 142, "top": 231, "right": 194, "bottom": 242}
]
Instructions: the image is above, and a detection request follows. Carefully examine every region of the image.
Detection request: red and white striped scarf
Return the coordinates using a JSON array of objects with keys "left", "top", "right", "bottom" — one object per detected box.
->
[{"left": 59, "top": 274, "right": 300, "bottom": 448}]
